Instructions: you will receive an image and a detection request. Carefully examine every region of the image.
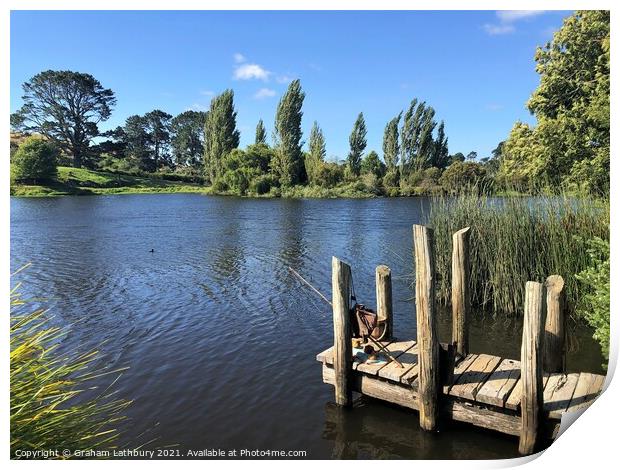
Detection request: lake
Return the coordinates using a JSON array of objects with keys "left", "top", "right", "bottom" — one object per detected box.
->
[{"left": 10, "top": 194, "right": 604, "bottom": 459}]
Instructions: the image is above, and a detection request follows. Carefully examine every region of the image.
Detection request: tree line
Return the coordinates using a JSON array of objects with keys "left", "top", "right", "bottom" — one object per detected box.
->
[{"left": 10, "top": 10, "right": 609, "bottom": 196}]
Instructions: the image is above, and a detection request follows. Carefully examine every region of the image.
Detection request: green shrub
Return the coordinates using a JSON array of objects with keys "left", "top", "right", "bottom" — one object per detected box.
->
[
  {"left": 360, "top": 151, "right": 386, "bottom": 178},
  {"left": 12, "top": 136, "right": 58, "bottom": 183},
  {"left": 575, "top": 237, "right": 610, "bottom": 367},
  {"left": 439, "top": 161, "right": 490, "bottom": 194},
  {"left": 251, "top": 174, "right": 278, "bottom": 195},
  {"left": 212, "top": 177, "right": 229, "bottom": 192},
  {"left": 361, "top": 173, "right": 382, "bottom": 195},
  {"left": 383, "top": 169, "right": 400, "bottom": 190},
  {"left": 316, "top": 162, "right": 344, "bottom": 188},
  {"left": 223, "top": 168, "right": 251, "bottom": 195}
]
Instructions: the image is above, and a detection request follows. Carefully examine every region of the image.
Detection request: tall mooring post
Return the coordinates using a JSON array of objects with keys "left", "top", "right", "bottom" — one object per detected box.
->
[
  {"left": 519, "top": 281, "right": 547, "bottom": 455},
  {"left": 413, "top": 225, "right": 440, "bottom": 431},
  {"left": 544, "top": 275, "right": 566, "bottom": 373},
  {"left": 451, "top": 227, "right": 471, "bottom": 357},
  {"left": 332, "top": 256, "right": 352, "bottom": 407},
  {"left": 376, "top": 265, "right": 393, "bottom": 340}
]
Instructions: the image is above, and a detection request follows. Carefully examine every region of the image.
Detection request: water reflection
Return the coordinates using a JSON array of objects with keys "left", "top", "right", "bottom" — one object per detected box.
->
[{"left": 322, "top": 399, "right": 521, "bottom": 459}]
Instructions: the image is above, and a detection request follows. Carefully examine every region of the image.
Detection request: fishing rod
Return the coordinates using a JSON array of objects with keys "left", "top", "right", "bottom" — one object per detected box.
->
[
  {"left": 287, "top": 266, "right": 403, "bottom": 368},
  {"left": 288, "top": 267, "right": 332, "bottom": 306}
]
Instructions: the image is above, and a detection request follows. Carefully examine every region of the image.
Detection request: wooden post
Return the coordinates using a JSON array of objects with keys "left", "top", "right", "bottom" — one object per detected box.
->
[
  {"left": 375, "top": 265, "right": 393, "bottom": 340},
  {"left": 413, "top": 225, "right": 440, "bottom": 431},
  {"left": 544, "top": 275, "right": 565, "bottom": 373},
  {"left": 451, "top": 227, "right": 471, "bottom": 357},
  {"left": 519, "top": 281, "right": 547, "bottom": 455},
  {"left": 332, "top": 256, "right": 352, "bottom": 407}
]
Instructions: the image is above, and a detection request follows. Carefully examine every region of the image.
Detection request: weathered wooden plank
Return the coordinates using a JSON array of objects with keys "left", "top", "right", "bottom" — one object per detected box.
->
[
  {"left": 505, "top": 378, "right": 521, "bottom": 410},
  {"left": 316, "top": 346, "right": 333, "bottom": 365},
  {"left": 449, "top": 354, "right": 502, "bottom": 400},
  {"left": 476, "top": 358, "right": 521, "bottom": 407},
  {"left": 332, "top": 257, "right": 352, "bottom": 407},
  {"left": 506, "top": 374, "right": 550, "bottom": 411},
  {"left": 413, "top": 224, "right": 440, "bottom": 431},
  {"left": 519, "top": 281, "right": 546, "bottom": 455},
  {"left": 323, "top": 365, "right": 419, "bottom": 410},
  {"left": 565, "top": 373, "right": 605, "bottom": 414},
  {"left": 442, "top": 398, "right": 521, "bottom": 437},
  {"left": 543, "top": 373, "right": 579, "bottom": 419},
  {"left": 401, "top": 363, "right": 420, "bottom": 388},
  {"left": 377, "top": 341, "right": 417, "bottom": 381},
  {"left": 443, "top": 353, "right": 478, "bottom": 394},
  {"left": 324, "top": 365, "right": 522, "bottom": 437},
  {"left": 451, "top": 227, "right": 471, "bottom": 357}
]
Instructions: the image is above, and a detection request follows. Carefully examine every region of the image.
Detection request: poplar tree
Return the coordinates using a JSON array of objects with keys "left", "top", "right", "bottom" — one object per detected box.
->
[
  {"left": 306, "top": 121, "right": 326, "bottom": 184},
  {"left": 401, "top": 99, "right": 438, "bottom": 174},
  {"left": 431, "top": 120, "right": 450, "bottom": 169},
  {"left": 382, "top": 112, "right": 401, "bottom": 171},
  {"left": 415, "top": 106, "right": 437, "bottom": 172},
  {"left": 273, "top": 80, "right": 305, "bottom": 186},
  {"left": 347, "top": 112, "right": 367, "bottom": 176},
  {"left": 203, "top": 90, "right": 240, "bottom": 183},
  {"left": 255, "top": 119, "right": 267, "bottom": 145}
]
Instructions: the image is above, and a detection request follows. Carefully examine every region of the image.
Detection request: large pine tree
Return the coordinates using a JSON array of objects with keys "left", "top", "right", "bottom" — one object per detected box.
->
[
  {"left": 203, "top": 90, "right": 240, "bottom": 183},
  {"left": 273, "top": 80, "right": 305, "bottom": 186}
]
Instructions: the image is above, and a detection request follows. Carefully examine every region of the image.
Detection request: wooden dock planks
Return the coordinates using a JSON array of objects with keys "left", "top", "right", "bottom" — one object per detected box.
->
[
  {"left": 448, "top": 354, "right": 503, "bottom": 400},
  {"left": 565, "top": 372, "right": 605, "bottom": 414},
  {"left": 543, "top": 373, "right": 578, "bottom": 418},
  {"left": 377, "top": 341, "right": 418, "bottom": 381},
  {"left": 317, "top": 343, "right": 605, "bottom": 426},
  {"left": 476, "top": 358, "right": 521, "bottom": 407}
]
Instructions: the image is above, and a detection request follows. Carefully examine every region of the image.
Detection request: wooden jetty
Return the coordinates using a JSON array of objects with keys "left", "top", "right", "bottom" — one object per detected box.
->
[{"left": 317, "top": 224, "right": 606, "bottom": 456}]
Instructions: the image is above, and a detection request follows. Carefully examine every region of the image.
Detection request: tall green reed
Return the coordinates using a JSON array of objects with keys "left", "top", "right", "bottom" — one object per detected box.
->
[
  {"left": 10, "top": 278, "right": 132, "bottom": 458},
  {"left": 425, "top": 194, "right": 609, "bottom": 317}
]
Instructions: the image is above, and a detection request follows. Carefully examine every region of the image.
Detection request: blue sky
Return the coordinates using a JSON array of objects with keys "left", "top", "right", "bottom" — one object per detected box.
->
[{"left": 10, "top": 10, "right": 571, "bottom": 161}]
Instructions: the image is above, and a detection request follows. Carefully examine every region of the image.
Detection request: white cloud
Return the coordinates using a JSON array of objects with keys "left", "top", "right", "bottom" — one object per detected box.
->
[
  {"left": 233, "top": 53, "right": 246, "bottom": 63},
  {"left": 254, "top": 88, "right": 276, "bottom": 99},
  {"left": 484, "top": 10, "right": 546, "bottom": 36},
  {"left": 233, "top": 63, "right": 271, "bottom": 81},
  {"left": 483, "top": 23, "right": 516, "bottom": 35},
  {"left": 496, "top": 10, "right": 546, "bottom": 22}
]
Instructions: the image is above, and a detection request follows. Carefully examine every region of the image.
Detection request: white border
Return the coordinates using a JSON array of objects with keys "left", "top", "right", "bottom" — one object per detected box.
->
[{"left": 3, "top": 2, "right": 617, "bottom": 469}]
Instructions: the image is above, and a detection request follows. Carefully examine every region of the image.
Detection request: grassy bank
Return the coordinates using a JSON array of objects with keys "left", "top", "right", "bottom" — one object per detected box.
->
[
  {"left": 426, "top": 195, "right": 609, "bottom": 318},
  {"left": 10, "top": 166, "right": 209, "bottom": 197},
  {"left": 10, "top": 166, "right": 384, "bottom": 198}
]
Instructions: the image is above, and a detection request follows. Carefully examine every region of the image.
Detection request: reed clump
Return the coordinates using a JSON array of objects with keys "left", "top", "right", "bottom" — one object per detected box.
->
[
  {"left": 10, "top": 281, "right": 131, "bottom": 458},
  {"left": 425, "top": 194, "right": 609, "bottom": 317}
]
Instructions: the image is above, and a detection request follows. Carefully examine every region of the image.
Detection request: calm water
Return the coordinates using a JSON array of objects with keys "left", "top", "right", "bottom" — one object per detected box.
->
[{"left": 10, "top": 194, "right": 604, "bottom": 459}]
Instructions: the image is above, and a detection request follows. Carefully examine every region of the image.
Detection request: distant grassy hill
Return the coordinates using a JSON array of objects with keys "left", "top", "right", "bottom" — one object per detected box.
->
[{"left": 10, "top": 166, "right": 209, "bottom": 197}]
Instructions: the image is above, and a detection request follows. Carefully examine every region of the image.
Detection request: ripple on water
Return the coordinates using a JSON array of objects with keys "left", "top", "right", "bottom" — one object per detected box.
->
[{"left": 10, "top": 194, "right": 604, "bottom": 458}]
